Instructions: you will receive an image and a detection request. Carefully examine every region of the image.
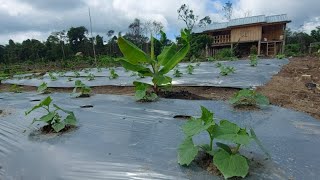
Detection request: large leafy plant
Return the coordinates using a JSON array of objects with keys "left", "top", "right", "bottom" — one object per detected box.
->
[
  {"left": 71, "top": 80, "right": 91, "bottom": 98},
  {"left": 229, "top": 89, "right": 269, "bottom": 107},
  {"left": 117, "top": 29, "right": 190, "bottom": 101},
  {"left": 25, "top": 96, "right": 77, "bottom": 133},
  {"left": 178, "top": 106, "right": 268, "bottom": 179}
]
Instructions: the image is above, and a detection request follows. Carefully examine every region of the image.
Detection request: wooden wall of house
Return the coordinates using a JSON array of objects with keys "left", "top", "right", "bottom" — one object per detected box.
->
[
  {"left": 231, "top": 25, "right": 262, "bottom": 42},
  {"left": 262, "top": 24, "right": 285, "bottom": 41}
]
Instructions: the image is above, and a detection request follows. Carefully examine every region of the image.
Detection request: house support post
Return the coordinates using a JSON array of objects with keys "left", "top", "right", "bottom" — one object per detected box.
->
[{"left": 258, "top": 41, "right": 261, "bottom": 56}]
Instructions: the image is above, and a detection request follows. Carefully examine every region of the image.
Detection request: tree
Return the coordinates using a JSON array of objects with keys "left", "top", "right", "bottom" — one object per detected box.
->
[
  {"left": 52, "top": 30, "right": 67, "bottom": 60},
  {"left": 67, "top": 26, "right": 88, "bottom": 53},
  {"left": 311, "top": 27, "right": 320, "bottom": 42},
  {"left": 107, "top": 30, "right": 115, "bottom": 56},
  {"left": 198, "top": 16, "right": 212, "bottom": 28},
  {"left": 95, "top": 35, "right": 104, "bottom": 55},
  {"left": 123, "top": 18, "right": 148, "bottom": 48},
  {"left": 177, "top": 4, "right": 198, "bottom": 31},
  {"left": 223, "top": 1, "right": 233, "bottom": 20}
]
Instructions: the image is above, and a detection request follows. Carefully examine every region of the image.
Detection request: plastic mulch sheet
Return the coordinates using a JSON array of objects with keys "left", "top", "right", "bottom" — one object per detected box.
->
[
  {"left": 0, "top": 92, "right": 319, "bottom": 179},
  {"left": 3, "top": 59, "right": 289, "bottom": 89}
]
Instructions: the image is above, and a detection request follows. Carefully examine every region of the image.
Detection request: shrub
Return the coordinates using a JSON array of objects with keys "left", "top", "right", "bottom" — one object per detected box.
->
[
  {"left": 276, "top": 54, "right": 286, "bottom": 59},
  {"left": 229, "top": 89, "right": 269, "bottom": 107},
  {"left": 284, "top": 44, "right": 301, "bottom": 57},
  {"left": 25, "top": 96, "right": 77, "bottom": 133},
  {"left": 250, "top": 45, "right": 258, "bottom": 55},
  {"left": 249, "top": 54, "right": 258, "bottom": 67},
  {"left": 214, "top": 48, "right": 235, "bottom": 60}
]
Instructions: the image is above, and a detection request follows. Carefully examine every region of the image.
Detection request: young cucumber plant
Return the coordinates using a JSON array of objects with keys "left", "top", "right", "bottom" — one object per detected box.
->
[
  {"left": 25, "top": 96, "right": 77, "bottom": 133},
  {"left": 229, "top": 89, "right": 269, "bottom": 108},
  {"left": 71, "top": 80, "right": 91, "bottom": 98},
  {"left": 37, "top": 82, "right": 50, "bottom": 94},
  {"left": 117, "top": 29, "right": 190, "bottom": 101},
  {"left": 215, "top": 62, "right": 223, "bottom": 68},
  {"left": 219, "top": 65, "right": 236, "bottom": 76},
  {"left": 109, "top": 68, "right": 119, "bottom": 79},
  {"left": 48, "top": 72, "right": 57, "bottom": 81},
  {"left": 74, "top": 71, "right": 80, "bottom": 78},
  {"left": 186, "top": 64, "right": 194, "bottom": 75},
  {"left": 87, "top": 73, "right": 95, "bottom": 81},
  {"left": 249, "top": 54, "right": 258, "bottom": 67},
  {"left": 178, "top": 106, "right": 268, "bottom": 179},
  {"left": 173, "top": 68, "right": 183, "bottom": 77}
]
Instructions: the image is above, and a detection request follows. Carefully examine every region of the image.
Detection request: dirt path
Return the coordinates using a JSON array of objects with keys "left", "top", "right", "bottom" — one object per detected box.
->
[{"left": 1, "top": 57, "right": 319, "bottom": 119}]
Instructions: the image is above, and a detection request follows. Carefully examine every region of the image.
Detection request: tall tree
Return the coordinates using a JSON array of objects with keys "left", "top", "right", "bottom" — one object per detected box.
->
[
  {"left": 67, "top": 26, "right": 88, "bottom": 53},
  {"left": 311, "top": 27, "right": 320, "bottom": 42},
  {"left": 177, "top": 4, "right": 198, "bottom": 31},
  {"left": 95, "top": 35, "right": 104, "bottom": 55},
  {"left": 223, "top": 1, "right": 233, "bottom": 20},
  {"left": 52, "top": 30, "right": 67, "bottom": 60},
  {"left": 198, "top": 16, "right": 212, "bottom": 28}
]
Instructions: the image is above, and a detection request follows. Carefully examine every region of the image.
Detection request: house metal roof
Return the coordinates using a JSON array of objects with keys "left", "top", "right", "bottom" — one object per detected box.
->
[{"left": 194, "top": 14, "right": 291, "bottom": 33}]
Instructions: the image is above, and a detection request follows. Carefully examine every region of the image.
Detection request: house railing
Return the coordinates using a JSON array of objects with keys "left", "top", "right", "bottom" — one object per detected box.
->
[{"left": 213, "top": 35, "right": 230, "bottom": 44}]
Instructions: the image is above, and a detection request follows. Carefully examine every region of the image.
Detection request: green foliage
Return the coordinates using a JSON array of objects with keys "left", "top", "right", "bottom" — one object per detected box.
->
[
  {"left": 284, "top": 43, "right": 302, "bottom": 57},
  {"left": 117, "top": 29, "right": 190, "bottom": 100},
  {"left": 214, "top": 48, "right": 236, "bottom": 60},
  {"left": 9, "top": 84, "right": 22, "bottom": 93},
  {"left": 177, "top": 106, "right": 267, "bottom": 179},
  {"left": 71, "top": 80, "right": 91, "bottom": 98},
  {"left": 215, "top": 62, "right": 222, "bottom": 68},
  {"left": 276, "top": 54, "right": 286, "bottom": 59},
  {"left": 87, "top": 73, "right": 95, "bottom": 81},
  {"left": 25, "top": 96, "right": 77, "bottom": 133},
  {"left": 109, "top": 68, "right": 119, "bottom": 79},
  {"left": 229, "top": 89, "right": 269, "bottom": 107},
  {"left": 249, "top": 54, "right": 258, "bottom": 67},
  {"left": 173, "top": 68, "right": 183, "bottom": 77},
  {"left": 37, "top": 82, "right": 50, "bottom": 94},
  {"left": 48, "top": 72, "right": 57, "bottom": 81},
  {"left": 133, "top": 81, "right": 158, "bottom": 101},
  {"left": 186, "top": 64, "right": 194, "bottom": 74},
  {"left": 219, "top": 65, "right": 235, "bottom": 76},
  {"left": 74, "top": 71, "right": 80, "bottom": 78}
]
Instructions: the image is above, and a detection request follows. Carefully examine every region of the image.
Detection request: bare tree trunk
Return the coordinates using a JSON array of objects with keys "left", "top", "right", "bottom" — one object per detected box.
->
[{"left": 88, "top": 8, "right": 97, "bottom": 66}]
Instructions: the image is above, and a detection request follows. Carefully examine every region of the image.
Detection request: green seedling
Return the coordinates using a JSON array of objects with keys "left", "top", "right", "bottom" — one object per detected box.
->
[
  {"left": 68, "top": 77, "right": 73, "bottom": 82},
  {"left": 173, "top": 69, "right": 183, "bottom": 77},
  {"left": 71, "top": 80, "right": 91, "bottom": 98},
  {"left": 37, "top": 82, "right": 50, "bottom": 94},
  {"left": 219, "top": 65, "right": 235, "bottom": 76},
  {"left": 186, "top": 64, "right": 194, "bottom": 75},
  {"left": 74, "top": 71, "right": 80, "bottom": 78},
  {"left": 117, "top": 29, "right": 190, "bottom": 101},
  {"left": 229, "top": 89, "right": 269, "bottom": 107},
  {"left": 133, "top": 81, "right": 158, "bottom": 102},
  {"left": 215, "top": 62, "right": 223, "bottom": 68},
  {"left": 9, "top": 84, "right": 22, "bottom": 93},
  {"left": 87, "top": 73, "right": 95, "bottom": 81},
  {"left": 48, "top": 72, "right": 57, "bottom": 81},
  {"left": 249, "top": 54, "right": 258, "bottom": 67},
  {"left": 178, "top": 106, "right": 268, "bottom": 179},
  {"left": 276, "top": 54, "right": 286, "bottom": 59},
  {"left": 109, "top": 68, "right": 119, "bottom": 79},
  {"left": 25, "top": 96, "right": 77, "bottom": 133}
]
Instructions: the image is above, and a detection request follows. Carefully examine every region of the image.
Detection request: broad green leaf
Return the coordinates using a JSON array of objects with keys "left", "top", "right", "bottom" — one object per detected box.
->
[
  {"left": 159, "top": 43, "right": 190, "bottom": 74},
  {"left": 135, "top": 90, "right": 147, "bottom": 100},
  {"left": 117, "top": 36, "right": 151, "bottom": 64},
  {"left": 181, "top": 29, "right": 191, "bottom": 43},
  {"left": 255, "top": 94, "right": 270, "bottom": 106},
  {"left": 37, "top": 82, "right": 48, "bottom": 93},
  {"left": 182, "top": 117, "right": 215, "bottom": 137},
  {"left": 64, "top": 113, "right": 77, "bottom": 126},
  {"left": 25, "top": 96, "right": 52, "bottom": 115},
  {"left": 52, "top": 122, "right": 65, "bottom": 132},
  {"left": 152, "top": 75, "right": 172, "bottom": 87},
  {"left": 198, "top": 144, "right": 215, "bottom": 156},
  {"left": 216, "top": 142, "right": 232, "bottom": 154},
  {"left": 213, "top": 149, "right": 249, "bottom": 179},
  {"left": 119, "top": 59, "right": 152, "bottom": 76},
  {"left": 157, "top": 44, "right": 177, "bottom": 65},
  {"left": 250, "top": 128, "right": 270, "bottom": 158},
  {"left": 133, "top": 81, "right": 151, "bottom": 100},
  {"left": 200, "top": 106, "right": 214, "bottom": 125},
  {"left": 177, "top": 138, "right": 198, "bottom": 166},
  {"left": 39, "top": 112, "right": 56, "bottom": 123},
  {"left": 212, "top": 120, "right": 251, "bottom": 145},
  {"left": 75, "top": 80, "right": 83, "bottom": 87}
]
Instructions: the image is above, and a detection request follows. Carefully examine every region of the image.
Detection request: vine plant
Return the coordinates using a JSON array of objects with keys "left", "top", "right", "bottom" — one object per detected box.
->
[
  {"left": 117, "top": 29, "right": 190, "bottom": 101},
  {"left": 178, "top": 106, "right": 268, "bottom": 179}
]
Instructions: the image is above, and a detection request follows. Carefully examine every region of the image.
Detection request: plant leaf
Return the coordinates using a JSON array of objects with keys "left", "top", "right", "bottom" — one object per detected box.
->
[
  {"left": 200, "top": 106, "right": 214, "bottom": 125},
  {"left": 157, "top": 44, "right": 177, "bottom": 65},
  {"left": 213, "top": 149, "right": 249, "bottom": 179},
  {"left": 216, "top": 142, "right": 232, "bottom": 154},
  {"left": 39, "top": 112, "right": 56, "bottom": 123},
  {"left": 177, "top": 138, "right": 198, "bottom": 166},
  {"left": 117, "top": 36, "right": 151, "bottom": 64},
  {"left": 182, "top": 117, "right": 215, "bottom": 137},
  {"left": 212, "top": 120, "right": 252, "bottom": 145},
  {"left": 25, "top": 96, "right": 52, "bottom": 115},
  {"left": 159, "top": 43, "right": 190, "bottom": 74},
  {"left": 152, "top": 75, "right": 172, "bottom": 87},
  {"left": 255, "top": 94, "right": 270, "bottom": 106},
  {"left": 250, "top": 128, "right": 271, "bottom": 158},
  {"left": 52, "top": 122, "right": 65, "bottom": 132},
  {"left": 118, "top": 59, "right": 152, "bottom": 76},
  {"left": 64, "top": 113, "right": 77, "bottom": 126},
  {"left": 37, "top": 82, "right": 48, "bottom": 93}
]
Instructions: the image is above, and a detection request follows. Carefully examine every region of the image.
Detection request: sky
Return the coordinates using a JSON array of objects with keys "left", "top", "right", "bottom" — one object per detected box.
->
[{"left": 0, "top": 0, "right": 319, "bottom": 44}]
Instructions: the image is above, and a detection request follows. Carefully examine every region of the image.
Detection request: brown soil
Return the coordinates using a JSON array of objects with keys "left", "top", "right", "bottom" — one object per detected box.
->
[
  {"left": 257, "top": 56, "right": 320, "bottom": 120},
  {"left": 195, "top": 152, "right": 222, "bottom": 177}
]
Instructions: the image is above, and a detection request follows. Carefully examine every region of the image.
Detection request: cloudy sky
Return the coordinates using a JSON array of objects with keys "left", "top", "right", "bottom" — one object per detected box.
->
[{"left": 0, "top": 0, "right": 319, "bottom": 44}]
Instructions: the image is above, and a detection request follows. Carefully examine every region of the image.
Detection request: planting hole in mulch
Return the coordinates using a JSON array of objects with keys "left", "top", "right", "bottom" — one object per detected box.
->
[
  {"left": 29, "top": 125, "right": 78, "bottom": 141},
  {"left": 80, "top": 105, "right": 94, "bottom": 108},
  {"left": 159, "top": 90, "right": 209, "bottom": 100},
  {"left": 173, "top": 115, "right": 192, "bottom": 120},
  {"left": 30, "top": 99, "right": 41, "bottom": 102}
]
